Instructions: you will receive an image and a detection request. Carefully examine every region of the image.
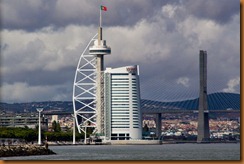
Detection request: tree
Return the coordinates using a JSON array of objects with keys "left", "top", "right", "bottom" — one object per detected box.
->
[
  {"left": 143, "top": 124, "right": 149, "bottom": 132},
  {"left": 86, "top": 121, "right": 95, "bottom": 137},
  {"left": 52, "top": 121, "right": 61, "bottom": 132}
]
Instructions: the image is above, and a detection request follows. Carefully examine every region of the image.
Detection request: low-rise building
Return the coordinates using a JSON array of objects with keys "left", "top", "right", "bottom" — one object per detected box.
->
[{"left": 0, "top": 113, "right": 48, "bottom": 130}]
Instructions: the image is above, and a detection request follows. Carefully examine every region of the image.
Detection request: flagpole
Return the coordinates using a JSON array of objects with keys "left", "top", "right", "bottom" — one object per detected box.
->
[
  {"left": 100, "top": 6, "right": 102, "bottom": 28},
  {"left": 99, "top": 6, "right": 102, "bottom": 45}
]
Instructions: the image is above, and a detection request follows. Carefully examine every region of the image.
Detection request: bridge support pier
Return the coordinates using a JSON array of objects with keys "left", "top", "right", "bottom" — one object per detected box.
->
[
  {"left": 155, "top": 113, "right": 162, "bottom": 139},
  {"left": 197, "top": 50, "right": 210, "bottom": 142}
]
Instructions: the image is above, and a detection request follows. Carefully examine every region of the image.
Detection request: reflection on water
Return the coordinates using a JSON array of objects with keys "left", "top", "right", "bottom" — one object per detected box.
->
[{"left": 1, "top": 143, "right": 240, "bottom": 160}]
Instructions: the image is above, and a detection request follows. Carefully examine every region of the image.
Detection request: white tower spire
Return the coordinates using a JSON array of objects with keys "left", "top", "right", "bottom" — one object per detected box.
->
[{"left": 89, "top": 5, "right": 110, "bottom": 135}]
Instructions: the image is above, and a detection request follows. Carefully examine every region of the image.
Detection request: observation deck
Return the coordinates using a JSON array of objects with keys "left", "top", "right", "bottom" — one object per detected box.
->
[{"left": 89, "top": 40, "right": 111, "bottom": 55}]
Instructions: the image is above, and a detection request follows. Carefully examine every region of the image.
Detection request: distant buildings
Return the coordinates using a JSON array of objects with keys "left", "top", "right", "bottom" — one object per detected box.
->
[
  {"left": 0, "top": 109, "right": 240, "bottom": 141},
  {"left": 142, "top": 113, "right": 240, "bottom": 140},
  {"left": 0, "top": 113, "right": 48, "bottom": 129}
]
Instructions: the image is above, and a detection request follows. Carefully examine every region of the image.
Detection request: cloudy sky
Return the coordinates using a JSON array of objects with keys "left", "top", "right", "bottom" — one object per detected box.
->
[{"left": 0, "top": 0, "right": 240, "bottom": 103}]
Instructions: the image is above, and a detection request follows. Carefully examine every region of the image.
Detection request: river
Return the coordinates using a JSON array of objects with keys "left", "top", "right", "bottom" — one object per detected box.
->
[{"left": 1, "top": 143, "right": 240, "bottom": 160}]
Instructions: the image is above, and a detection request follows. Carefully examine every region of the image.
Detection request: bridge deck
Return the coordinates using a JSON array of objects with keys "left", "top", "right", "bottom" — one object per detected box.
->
[{"left": 43, "top": 109, "right": 239, "bottom": 115}]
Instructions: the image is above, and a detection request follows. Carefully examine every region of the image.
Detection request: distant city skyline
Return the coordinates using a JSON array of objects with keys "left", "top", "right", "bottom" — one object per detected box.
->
[{"left": 0, "top": 0, "right": 240, "bottom": 103}]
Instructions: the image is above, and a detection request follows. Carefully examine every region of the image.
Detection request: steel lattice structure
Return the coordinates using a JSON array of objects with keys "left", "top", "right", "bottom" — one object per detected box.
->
[
  {"left": 73, "top": 7, "right": 111, "bottom": 142},
  {"left": 72, "top": 34, "right": 98, "bottom": 141}
]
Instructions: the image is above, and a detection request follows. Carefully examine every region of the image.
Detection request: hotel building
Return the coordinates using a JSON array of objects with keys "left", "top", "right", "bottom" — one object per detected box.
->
[{"left": 104, "top": 65, "right": 142, "bottom": 140}]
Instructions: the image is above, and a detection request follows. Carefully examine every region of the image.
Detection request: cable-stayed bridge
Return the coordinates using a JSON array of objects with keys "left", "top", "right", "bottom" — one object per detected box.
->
[{"left": 43, "top": 92, "right": 240, "bottom": 115}]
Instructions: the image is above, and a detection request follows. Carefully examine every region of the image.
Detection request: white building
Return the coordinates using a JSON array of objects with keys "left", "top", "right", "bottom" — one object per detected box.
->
[
  {"left": 51, "top": 115, "right": 58, "bottom": 123},
  {"left": 104, "top": 65, "right": 142, "bottom": 140}
]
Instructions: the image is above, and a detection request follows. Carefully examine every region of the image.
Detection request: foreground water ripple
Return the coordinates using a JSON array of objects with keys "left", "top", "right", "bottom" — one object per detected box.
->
[{"left": 1, "top": 143, "right": 240, "bottom": 160}]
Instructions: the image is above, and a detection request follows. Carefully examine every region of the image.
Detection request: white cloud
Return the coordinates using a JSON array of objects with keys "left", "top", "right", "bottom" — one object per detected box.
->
[
  {"left": 162, "top": 4, "right": 178, "bottom": 18},
  {"left": 176, "top": 77, "right": 190, "bottom": 88},
  {"left": 1, "top": 25, "right": 96, "bottom": 74},
  {"left": 1, "top": 82, "right": 70, "bottom": 103},
  {"left": 222, "top": 77, "right": 240, "bottom": 93}
]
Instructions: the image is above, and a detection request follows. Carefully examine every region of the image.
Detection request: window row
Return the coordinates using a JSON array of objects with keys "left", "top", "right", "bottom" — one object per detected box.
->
[{"left": 111, "top": 78, "right": 129, "bottom": 81}]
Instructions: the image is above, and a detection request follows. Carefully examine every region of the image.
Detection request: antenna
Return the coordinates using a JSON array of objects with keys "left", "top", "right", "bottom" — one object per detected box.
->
[
  {"left": 100, "top": 5, "right": 102, "bottom": 28},
  {"left": 98, "top": 5, "right": 107, "bottom": 44}
]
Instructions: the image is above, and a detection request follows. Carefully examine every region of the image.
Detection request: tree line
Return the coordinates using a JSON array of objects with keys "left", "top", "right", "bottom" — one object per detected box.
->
[{"left": 0, "top": 121, "right": 88, "bottom": 143}]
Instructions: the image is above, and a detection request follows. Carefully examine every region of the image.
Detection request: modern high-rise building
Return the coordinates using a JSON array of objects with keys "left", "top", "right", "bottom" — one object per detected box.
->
[{"left": 104, "top": 65, "right": 142, "bottom": 140}]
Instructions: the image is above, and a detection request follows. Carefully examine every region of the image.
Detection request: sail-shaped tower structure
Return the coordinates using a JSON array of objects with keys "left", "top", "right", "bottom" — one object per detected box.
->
[{"left": 73, "top": 6, "right": 111, "bottom": 141}]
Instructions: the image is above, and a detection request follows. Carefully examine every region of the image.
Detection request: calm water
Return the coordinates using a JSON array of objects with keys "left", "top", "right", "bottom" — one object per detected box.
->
[{"left": 1, "top": 143, "right": 240, "bottom": 160}]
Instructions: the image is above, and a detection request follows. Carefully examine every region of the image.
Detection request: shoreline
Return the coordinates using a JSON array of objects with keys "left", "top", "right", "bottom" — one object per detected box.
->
[
  {"left": 0, "top": 145, "right": 56, "bottom": 157},
  {"left": 46, "top": 140, "right": 239, "bottom": 146}
]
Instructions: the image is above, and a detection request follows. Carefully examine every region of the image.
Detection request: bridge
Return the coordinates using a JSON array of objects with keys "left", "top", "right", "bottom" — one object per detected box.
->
[{"left": 43, "top": 109, "right": 239, "bottom": 116}]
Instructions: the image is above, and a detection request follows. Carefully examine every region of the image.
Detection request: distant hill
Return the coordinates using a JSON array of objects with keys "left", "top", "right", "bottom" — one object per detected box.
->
[
  {"left": 0, "top": 101, "right": 73, "bottom": 113},
  {"left": 0, "top": 92, "right": 240, "bottom": 113},
  {"left": 141, "top": 92, "right": 240, "bottom": 110}
]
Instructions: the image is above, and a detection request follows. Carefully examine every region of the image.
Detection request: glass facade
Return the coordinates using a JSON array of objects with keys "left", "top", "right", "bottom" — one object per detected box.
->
[{"left": 104, "top": 66, "right": 142, "bottom": 140}]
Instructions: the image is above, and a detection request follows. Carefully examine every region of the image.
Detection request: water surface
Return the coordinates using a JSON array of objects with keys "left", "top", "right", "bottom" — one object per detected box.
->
[{"left": 1, "top": 143, "right": 240, "bottom": 160}]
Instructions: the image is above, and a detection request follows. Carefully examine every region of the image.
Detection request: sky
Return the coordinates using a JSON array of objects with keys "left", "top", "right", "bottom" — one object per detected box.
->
[{"left": 0, "top": 0, "right": 240, "bottom": 103}]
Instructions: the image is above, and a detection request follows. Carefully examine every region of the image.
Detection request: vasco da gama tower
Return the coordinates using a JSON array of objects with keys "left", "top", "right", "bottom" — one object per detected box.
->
[{"left": 73, "top": 6, "right": 142, "bottom": 142}]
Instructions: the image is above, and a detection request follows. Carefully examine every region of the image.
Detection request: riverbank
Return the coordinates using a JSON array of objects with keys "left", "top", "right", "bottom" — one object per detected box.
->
[
  {"left": 162, "top": 140, "right": 240, "bottom": 144},
  {"left": 0, "top": 145, "right": 56, "bottom": 157},
  {"left": 46, "top": 140, "right": 239, "bottom": 146},
  {"left": 47, "top": 140, "right": 161, "bottom": 145}
]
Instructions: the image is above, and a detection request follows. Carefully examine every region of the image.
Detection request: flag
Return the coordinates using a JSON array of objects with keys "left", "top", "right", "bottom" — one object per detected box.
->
[{"left": 101, "top": 5, "right": 107, "bottom": 11}]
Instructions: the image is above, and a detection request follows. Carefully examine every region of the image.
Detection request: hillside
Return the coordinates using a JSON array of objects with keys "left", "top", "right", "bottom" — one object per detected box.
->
[
  {"left": 141, "top": 92, "right": 240, "bottom": 110},
  {"left": 0, "top": 92, "right": 240, "bottom": 113}
]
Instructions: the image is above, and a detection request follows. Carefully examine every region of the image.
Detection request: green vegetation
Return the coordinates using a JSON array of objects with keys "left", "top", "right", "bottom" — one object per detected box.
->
[
  {"left": 51, "top": 120, "right": 61, "bottom": 132},
  {"left": 0, "top": 127, "right": 37, "bottom": 142},
  {"left": 0, "top": 126, "right": 84, "bottom": 143},
  {"left": 45, "top": 130, "right": 83, "bottom": 142}
]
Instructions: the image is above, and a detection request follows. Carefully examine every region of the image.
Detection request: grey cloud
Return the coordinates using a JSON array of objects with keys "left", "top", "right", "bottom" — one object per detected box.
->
[
  {"left": 2, "top": 0, "right": 240, "bottom": 32},
  {"left": 182, "top": 0, "right": 239, "bottom": 24},
  {"left": 1, "top": 0, "right": 239, "bottom": 31},
  {"left": 1, "top": 82, "right": 72, "bottom": 103},
  {"left": 104, "top": 6, "right": 239, "bottom": 99},
  {"left": 2, "top": 0, "right": 176, "bottom": 31},
  {"left": 2, "top": 67, "right": 75, "bottom": 87},
  {"left": 0, "top": 0, "right": 240, "bottom": 103},
  {"left": 2, "top": 0, "right": 57, "bottom": 31}
]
